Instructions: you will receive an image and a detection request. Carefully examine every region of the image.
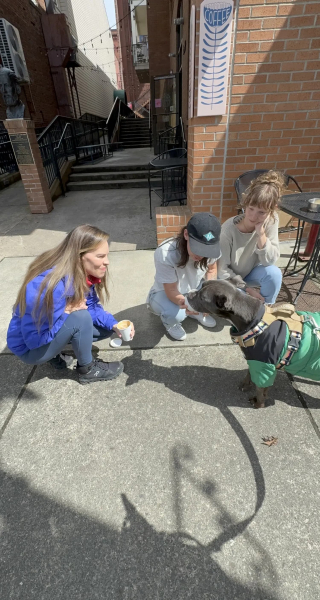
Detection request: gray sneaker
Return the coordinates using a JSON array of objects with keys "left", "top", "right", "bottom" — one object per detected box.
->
[
  {"left": 166, "top": 323, "right": 187, "bottom": 341},
  {"left": 77, "top": 359, "right": 124, "bottom": 385}
]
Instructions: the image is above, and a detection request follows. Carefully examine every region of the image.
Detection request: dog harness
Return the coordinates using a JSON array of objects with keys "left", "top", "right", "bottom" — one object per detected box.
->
[{"left": 231, "top": 304, "right": 320, "bottom": 370}]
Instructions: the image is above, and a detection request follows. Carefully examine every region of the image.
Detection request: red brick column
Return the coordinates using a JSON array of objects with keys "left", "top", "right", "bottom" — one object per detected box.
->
[{"left": 4, "top": 119, "right": 53, "bottom": 214}]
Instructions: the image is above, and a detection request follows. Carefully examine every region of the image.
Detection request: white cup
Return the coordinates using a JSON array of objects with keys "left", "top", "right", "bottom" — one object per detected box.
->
[{"left": 117, "top": 319, "right": 132, "bottom": 342}]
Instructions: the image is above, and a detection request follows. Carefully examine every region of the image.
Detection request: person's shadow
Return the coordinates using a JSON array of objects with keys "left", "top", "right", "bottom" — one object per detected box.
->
[{"left": 0, "top": 467, "right": 281, "bottom": 600}]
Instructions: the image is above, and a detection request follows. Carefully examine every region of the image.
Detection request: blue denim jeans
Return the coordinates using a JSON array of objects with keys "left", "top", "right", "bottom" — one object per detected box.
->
[
  {"left": 19, "top": 310, "right": 112, "bottom": 367},
  {"left": 243, "top": 264, "right": 282, "bottom": 304},
  {"left": 148, "top": 291, "right": 189, "bottom": 328}
]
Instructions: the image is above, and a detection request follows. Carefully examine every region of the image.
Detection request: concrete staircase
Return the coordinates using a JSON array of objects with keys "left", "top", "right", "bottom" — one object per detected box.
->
[
  {"left": 120, "top": 118, "right": 151, "bottom": 149},
  {"left": 67, "top": 163, "right": 151, "bottom": 191}
]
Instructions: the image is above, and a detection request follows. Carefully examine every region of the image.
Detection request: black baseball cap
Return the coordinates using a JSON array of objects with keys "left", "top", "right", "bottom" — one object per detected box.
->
[{"left": 187, "top": 213, "right": 221, "bottom": 259}]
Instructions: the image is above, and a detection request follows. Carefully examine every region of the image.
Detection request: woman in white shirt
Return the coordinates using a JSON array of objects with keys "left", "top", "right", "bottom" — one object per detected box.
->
[
  {"left": 218, "top": 171, "right": 285, "bottom": 304},
  {"left": 147, "top": 213, "right": 221, "bottom": 341}
]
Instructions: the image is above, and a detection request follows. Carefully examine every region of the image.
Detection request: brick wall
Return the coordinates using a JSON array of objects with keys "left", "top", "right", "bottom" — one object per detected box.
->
[
  {"left": 0, "top": 0, "right": 59, "bottom": 126},
  {"left": 156, "top": 206, "right": 192, "bottom": 245},
  {"left": 156, "top": 0, "right": 320, "bottom": 243},
  {"left": 189, "top": 0, "right": 320, "bottom": 220},
  {"left": 115, "top": 0, "right": 150, "bottom": 103},
  {"left": 147, "top": 0, "right": 170, "bottom": 79}
]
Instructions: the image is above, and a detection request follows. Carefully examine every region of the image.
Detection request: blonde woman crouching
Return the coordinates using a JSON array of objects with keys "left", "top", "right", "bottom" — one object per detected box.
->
[
  {"left": 7, "top": 225, "right": 134, "bottom": 384},
  {"left": 218, "top": 171, "right": 286, "bottom": 304}
]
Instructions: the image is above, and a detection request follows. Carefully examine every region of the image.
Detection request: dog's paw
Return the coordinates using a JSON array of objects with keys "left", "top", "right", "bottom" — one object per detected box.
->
[{"left": 249, "top": 397, "right": 265, "bottom": 409}]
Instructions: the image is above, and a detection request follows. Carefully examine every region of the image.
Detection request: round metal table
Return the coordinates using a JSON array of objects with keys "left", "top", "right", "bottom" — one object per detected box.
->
[{"left": 279, "top": 192, "right": 320, "bottom": 303}]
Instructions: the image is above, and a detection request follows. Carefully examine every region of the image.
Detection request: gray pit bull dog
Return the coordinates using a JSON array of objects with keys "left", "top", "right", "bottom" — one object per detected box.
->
[{"left": 186, "top": 279, "right": 320, "bottom": 408}]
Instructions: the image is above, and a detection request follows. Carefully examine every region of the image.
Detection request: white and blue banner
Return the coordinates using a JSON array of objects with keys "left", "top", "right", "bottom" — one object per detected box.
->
[{"left": 197, "top": 1, "right": 233, "bottom": 117}]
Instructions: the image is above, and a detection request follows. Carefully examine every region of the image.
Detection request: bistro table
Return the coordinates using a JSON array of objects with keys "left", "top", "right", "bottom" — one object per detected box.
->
[
  {"left": 279, "top": 192, "right": 320, "bottom": 303},
  {"left": 150, "top": 157, "right": 188, "bottom": 169}
]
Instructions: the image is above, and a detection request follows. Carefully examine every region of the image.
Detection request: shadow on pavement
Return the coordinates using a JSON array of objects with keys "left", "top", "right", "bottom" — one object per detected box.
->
[
  {"left": 120, "top": 352, "right": 304, "bottom": 410},
  {"left": 0, "top": 467, "right": 280, "bottom": 600},
  {"left": 113, "top": 303, "right": 225, "bottom": 348}
]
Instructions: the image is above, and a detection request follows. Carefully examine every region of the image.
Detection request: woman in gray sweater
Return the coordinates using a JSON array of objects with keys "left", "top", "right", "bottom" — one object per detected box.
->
[{"left": 218, "top": 171, "right": 285, "bottom": 304}]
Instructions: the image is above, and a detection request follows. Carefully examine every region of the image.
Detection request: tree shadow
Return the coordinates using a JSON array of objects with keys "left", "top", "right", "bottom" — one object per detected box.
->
[
  {"left": 169, "top": 443, "right": 278, "bottom": 591},
  {"left": 0, "top": 467, "right": 280, "bottom": 600}
]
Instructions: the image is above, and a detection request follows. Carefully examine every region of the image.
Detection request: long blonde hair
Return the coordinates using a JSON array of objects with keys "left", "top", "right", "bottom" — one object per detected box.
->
[
  {"left": 241, "top": 170, "right": 286, "bottom": 216},
  {"left": 14, "top": 225, "right": 110, "bottom": 326}
]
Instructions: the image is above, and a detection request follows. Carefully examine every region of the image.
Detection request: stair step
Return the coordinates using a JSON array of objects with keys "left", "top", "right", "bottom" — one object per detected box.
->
[
  {"left": 69, "top": 170, "right": 148, "bottom": 181},
  {"left": 120, "top": 125, "right": 149, "bottom": 130},
  {"left": 67, "top": 178, "right": 160, "bottom": 191},
  {"left": 122, "top": 144, "right": 151, "bottom": 149},
  {"left": 72, "top": 164, "right": 150, "bottom": 173},
  {"left": 120, "top": 137, "right": 151, "bottom": 143}
]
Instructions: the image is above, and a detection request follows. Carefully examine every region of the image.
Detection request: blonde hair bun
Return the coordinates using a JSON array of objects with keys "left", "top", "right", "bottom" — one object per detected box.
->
[{"left": 241, "top": 170, "right": 287, "bottom": 215}]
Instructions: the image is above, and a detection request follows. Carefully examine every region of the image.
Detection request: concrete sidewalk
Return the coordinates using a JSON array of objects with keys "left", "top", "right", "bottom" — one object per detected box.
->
[{"left": 0, "top": 179, "right": 319, "bottom": 600}]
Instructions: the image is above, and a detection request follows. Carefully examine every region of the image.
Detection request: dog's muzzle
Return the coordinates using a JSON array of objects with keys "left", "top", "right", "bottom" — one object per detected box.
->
[{"left": 185, "top": 289, "right": 197, "bottom": 311}]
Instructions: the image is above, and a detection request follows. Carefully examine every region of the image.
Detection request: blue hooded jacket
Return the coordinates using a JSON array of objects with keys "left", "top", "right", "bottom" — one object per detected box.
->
[{"left": 7, "top": 269, "right": 118, "bottom": 356}]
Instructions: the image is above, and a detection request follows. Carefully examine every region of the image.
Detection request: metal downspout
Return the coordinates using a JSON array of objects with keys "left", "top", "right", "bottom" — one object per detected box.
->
[{"left": 219, "top": 0, "right": 240, "bottom": 221}]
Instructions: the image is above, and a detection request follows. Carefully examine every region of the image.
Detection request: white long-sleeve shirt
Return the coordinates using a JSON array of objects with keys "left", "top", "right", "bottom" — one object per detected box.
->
[{"left": 218, "top": 213, "right": 280, "bottom": 283}]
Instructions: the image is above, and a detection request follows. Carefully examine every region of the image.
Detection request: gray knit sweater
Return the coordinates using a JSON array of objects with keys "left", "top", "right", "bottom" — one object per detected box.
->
[{"left": 218, "top": 213, "right": 280, "bottom": 284}]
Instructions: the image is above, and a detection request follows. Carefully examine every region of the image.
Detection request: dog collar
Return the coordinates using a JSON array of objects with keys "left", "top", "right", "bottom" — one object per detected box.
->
[{"left": 231, "top": 319, "right": 269, "bottom": 348}]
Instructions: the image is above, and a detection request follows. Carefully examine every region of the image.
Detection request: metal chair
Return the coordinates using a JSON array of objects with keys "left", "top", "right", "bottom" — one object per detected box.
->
[
  {"left": 148, "top": 148, "right": 187, "bottom": 218},
  {"left": 150, "top": 148, "right": 187, "bottom": 164},
  {"left": 234, "top": 169, "right": 303, "bottom": 234},
  {"left": 148, "top": 165, "right": 187, "bottom": 219}
]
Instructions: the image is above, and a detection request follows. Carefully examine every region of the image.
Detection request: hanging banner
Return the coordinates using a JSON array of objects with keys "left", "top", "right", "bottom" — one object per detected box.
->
[
  {"left": 188, "top": 5, "right": 196, "bottom": 119},
  {"left": 197, "top": 0, "right": 233, "bottom": 117}
]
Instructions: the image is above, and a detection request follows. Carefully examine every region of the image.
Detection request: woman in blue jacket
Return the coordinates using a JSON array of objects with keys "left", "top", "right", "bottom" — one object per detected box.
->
[{"left": 7, "top": 224, "right": 134, "bottom": 385}]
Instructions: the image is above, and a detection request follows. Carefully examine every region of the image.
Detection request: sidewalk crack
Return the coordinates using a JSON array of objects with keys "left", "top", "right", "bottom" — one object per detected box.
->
[{"left": 0, "top": 366, "right": 37, "bottom": 440}]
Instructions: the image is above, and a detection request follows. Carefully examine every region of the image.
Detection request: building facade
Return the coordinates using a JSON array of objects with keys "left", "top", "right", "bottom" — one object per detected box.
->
[
  {"left": 54, "top": 0, "right": 116, "bottom": 118},
  {"left": 0, "top": 0, "right": 59, "bottom": 126},
  {"left": 145, "top": 0, "right": 320, "bottom": 243},
  {"left": 114, "top": 0, "right": 149, "bottom": 107},
  {"left": 111, "top": 28, "right": 124, "bottom": 91},
  {"left": 0, "top": 0, "right": 117, "bottom": 126}
]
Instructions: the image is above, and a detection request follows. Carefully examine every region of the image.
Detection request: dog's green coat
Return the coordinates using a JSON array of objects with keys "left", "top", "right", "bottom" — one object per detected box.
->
[{"left": 246, "top": 311, "right": 320, "bottom": 387}]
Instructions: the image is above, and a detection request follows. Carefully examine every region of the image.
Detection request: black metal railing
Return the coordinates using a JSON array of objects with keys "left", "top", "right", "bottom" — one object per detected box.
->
[
  {"left": 37, "top": 115, "right": 109, "bottom": 193},
  {"left": 80, "top": 112, "right": 107, "bottom": 125},
  {"left": 106, "top": 98, "right": 135, "bottom": 144},
  {"left": 0, "top": 123, "right": 18, "bottom": 176},
  {"left": 158, "top": 118, "right": 186, "bottom": 154}
]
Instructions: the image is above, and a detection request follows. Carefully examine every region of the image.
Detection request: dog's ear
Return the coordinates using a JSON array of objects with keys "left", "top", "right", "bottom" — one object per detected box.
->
[{"left": 216, "top": 294, "right": 228, "bottom": 309}]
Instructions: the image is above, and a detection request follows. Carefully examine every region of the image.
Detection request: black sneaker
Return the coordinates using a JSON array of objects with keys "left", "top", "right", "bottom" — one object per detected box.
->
[
  {"left": 49, "top": 353, "right": 73, "bottom": 370},
  {"left": 77, "top": 359, "right": 124, "bottom": 385}
]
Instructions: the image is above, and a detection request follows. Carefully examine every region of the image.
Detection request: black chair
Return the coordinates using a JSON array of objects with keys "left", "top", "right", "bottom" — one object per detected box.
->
[
  {"left": 234, "top": 169, "right": 303, "bottom": 234},
  {"left": 148, "top": 165, "right": 187, "bottom": 219},
  {"left": 150, "top": 148, "right": 187, "bottom": 164},
  {"left": 148, "top": 149, "right": 187, "bottom": 218}
]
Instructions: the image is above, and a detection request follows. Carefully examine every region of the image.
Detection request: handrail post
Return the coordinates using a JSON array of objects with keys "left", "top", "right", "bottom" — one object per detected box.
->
[
  {"left": 71, "top": 121, "right": 79, "bottom": 162},
  {"left": 48, "top": 132, "right": 65, "bottom": 196}
]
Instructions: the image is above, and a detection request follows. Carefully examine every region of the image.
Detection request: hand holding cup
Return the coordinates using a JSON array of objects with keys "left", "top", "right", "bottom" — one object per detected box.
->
[{"left": 114, "top": 320, "right": 135, "bottom": 342}]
